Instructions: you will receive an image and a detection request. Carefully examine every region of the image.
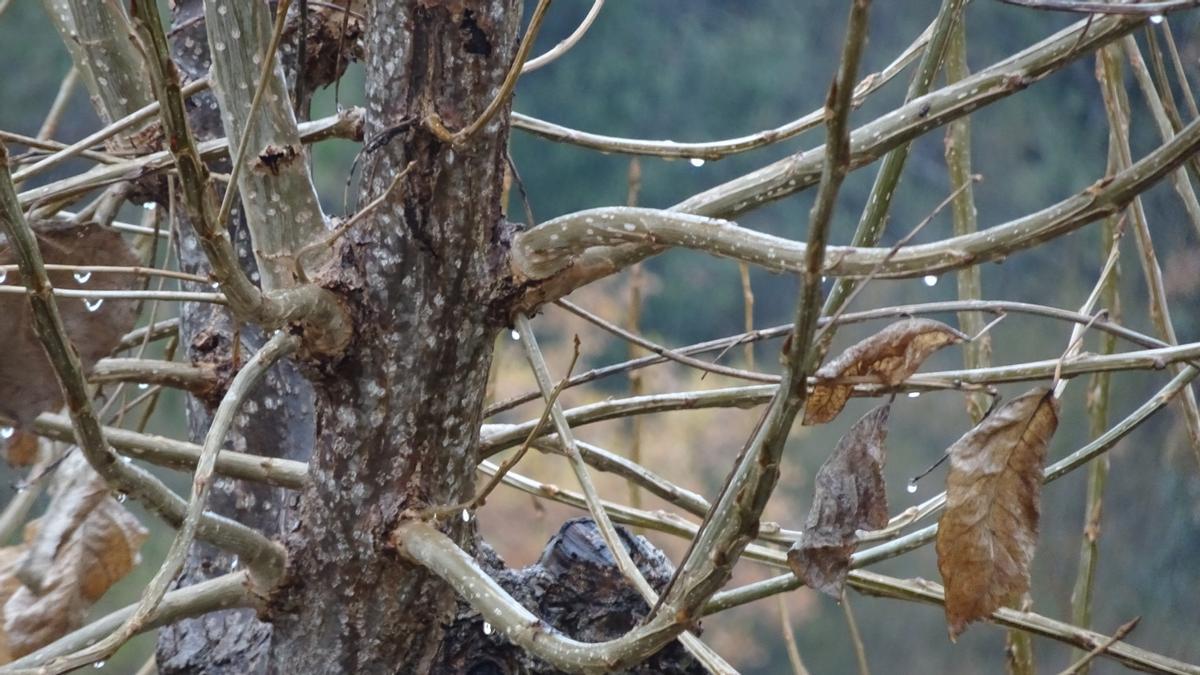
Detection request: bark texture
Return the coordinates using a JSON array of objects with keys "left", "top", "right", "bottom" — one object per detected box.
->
[
  {"left": 148, "top": 2, "right": 700, "bottom": 672},
  {"left": 267, "top": 2, "right": 521, "bottom": 672},
  {"left": 156, "top": 2, "right": 340, "bottom": 672},
  {"left": 433, "top": 519, "right": 704, "bottom": 675}
]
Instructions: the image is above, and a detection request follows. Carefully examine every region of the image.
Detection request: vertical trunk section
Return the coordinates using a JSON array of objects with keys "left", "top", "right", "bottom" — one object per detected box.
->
[{"left": 269, "top": 2, "right": 520, "bottom": 671}]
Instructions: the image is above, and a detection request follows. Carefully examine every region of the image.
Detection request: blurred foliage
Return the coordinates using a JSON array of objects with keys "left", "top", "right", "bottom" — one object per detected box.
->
[{"left": 2, "top": 1, "right": 1199, "bottom": 673}]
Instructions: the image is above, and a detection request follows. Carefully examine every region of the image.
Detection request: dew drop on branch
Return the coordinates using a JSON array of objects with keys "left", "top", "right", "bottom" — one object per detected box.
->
[
  {"left": 461, "top": 509, "right": 471, "bottom": 523},
  {"left": 92, "top": 661, "right": 105, "bottom": 669},
  {"left": 923, "top": 275, "right": 938, "bottom": 287},
  {"left": 482, "top": 621, "right": 494, "bottom": 635},
  {"left": 906, "top": 481, "right": 918, "bottom": 494},
  {"left": 0, "top": 268, "right": 7, "bottom": 283},
  {"left": 138, "top": 383, "right": 150, "bottom": 390},
  {"left": 84, "top": 298, "right": 104, "bottom": 312},
  {"left": 907, "top": 391, "right": 921, "bottom": 399},
  {"left": 74, "top": 270, "right": 92, "bottom": 284},
  {"left": 689, "top": 157, "right": 706, "bottom": 167},
  {"left": 510, "top": 329, "right": 520, "bottom": 341},
  {"left": 0, "top": 426, "right": 14, "bottom": 439},
  {"left": 1151, "top": 14, "right": 1164, "bottom": 24}
]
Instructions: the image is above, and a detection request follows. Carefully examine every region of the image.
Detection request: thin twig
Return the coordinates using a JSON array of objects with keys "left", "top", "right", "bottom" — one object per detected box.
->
[
  {"left": 1057, "top": 617, "right": 1141, "bottom": 675},
  {"left": 521, "top": 0, "right": 604, "bottom": 73},
  {"left": 514, "top": 315, "right": 738, "bottom": 673},
  {"left": 428, "top": 0, "right": 554, "bottom": 145},
  {"left": 46, "top": 332, "right": 297, "bottom": 673}
]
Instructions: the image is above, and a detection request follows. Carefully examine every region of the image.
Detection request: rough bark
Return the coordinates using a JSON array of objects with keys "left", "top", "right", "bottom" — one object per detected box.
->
[
  {"left": 143, "top": 2, "right": 700, "bottom": 672},
  {"left": 155, "top": 2, "right": 339, "bottom": 672},
  {"left": 266, "top": 2, "right": 520, "bottom": 672},
  {"left": 432, "top": 519, "right": 703, "bottom": 675}
]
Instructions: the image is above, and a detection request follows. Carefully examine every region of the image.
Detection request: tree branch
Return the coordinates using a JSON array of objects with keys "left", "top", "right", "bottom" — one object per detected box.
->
[
  {"left": 0, "top": 141, "right": 285, "bottom": 602},
  {"left": 1, "top": 572, "right": 256, "bottom": 672},
  {"left": 206, "top": 0, "right": 328, "bottom": 289},
  {"left": 42, "top": 332, "right": 298, "bottom": 673}
]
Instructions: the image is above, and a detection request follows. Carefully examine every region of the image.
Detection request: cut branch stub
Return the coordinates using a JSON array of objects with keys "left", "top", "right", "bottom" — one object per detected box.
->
[
  {"left": 804, "top": 318, "right": 967, "bottom": 425},
  {"left": 0, "top": 222, "right": 139, "bottom": 427},
  {"left": 936, "top": 387, "right": 1058, "bottom": 640},
  {"left": 788, "top": 403, "right": 891, "bottom": 597}
]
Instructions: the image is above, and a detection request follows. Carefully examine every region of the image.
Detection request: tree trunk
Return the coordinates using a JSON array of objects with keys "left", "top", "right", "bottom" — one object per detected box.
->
[{"left": 267, "top": 2, "right": 520, "bottom": 671}]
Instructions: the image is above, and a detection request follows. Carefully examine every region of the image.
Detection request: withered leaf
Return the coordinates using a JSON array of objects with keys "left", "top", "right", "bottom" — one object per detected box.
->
[
  {"left": 0, "top": 221, "right": 139, "bottom": 428},
  {"left": 935, "top": 387, "right": 1058, "bottom": 640},
  {"left": 804, "top": 319, "right": 968, "bottom": 425},
  {"left": 788, "top": 403, "right": 890, "bottom": 597},
  {"left": 3, "top": 432, "right": 39, "bottom": 468},
  {"left": 0, "top": 453, "right": 148, "bottom": 660}
]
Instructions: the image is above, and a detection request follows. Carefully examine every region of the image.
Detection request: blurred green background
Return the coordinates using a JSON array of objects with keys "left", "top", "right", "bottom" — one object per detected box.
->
[{"left": 2, "top": 1, "right": 1199, "bottom": 673}]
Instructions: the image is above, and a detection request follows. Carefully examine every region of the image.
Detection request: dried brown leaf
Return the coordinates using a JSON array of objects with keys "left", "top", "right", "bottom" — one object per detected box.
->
[
  {"left": 935, "top": 387, "right": 1058, "bottom": 640},
  {"left": 0, "top": 453, "right": 148, "bottom": 660},
  {"left": 788, "top": 404, "right": 890, "bottom": 597},
  {"left": 804, "top": 318, "right": 968, "bottom": 425},
  {"left": 3, "top": 432, "right": 39, "bottom": 468},
  {"left": 0, "top": 221, "right": 139, "bottom": 428}
]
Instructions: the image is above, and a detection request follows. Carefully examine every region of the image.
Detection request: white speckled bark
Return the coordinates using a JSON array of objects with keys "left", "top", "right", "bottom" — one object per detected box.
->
[{"left": 268, "top": 2, "right": 521, "bottom": 672}]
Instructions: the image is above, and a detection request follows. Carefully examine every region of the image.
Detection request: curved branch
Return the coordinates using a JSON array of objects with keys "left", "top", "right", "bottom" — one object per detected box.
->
[
  {"left": 42, "top": 333, "right": 298, "bottom": 673},
  {"left": 515, "top": 106, "right": 1200, "bottom": 286},
  {"left": 393, "top": 521, "right": 684, "bottom": 674},
  {"left": 511, "top": 12, "right": 934, "bottom": 160},
  {"left": 997, "top": 0, "right": 1200, "bottom": 15},
  {"left": 1, "top": 572, "right": 256, "bottom": 671},
  {"left": 671, "top": 14, "right": 1140, "bottom": 221},
  {"left": 0, "top": 142, "right": 284, "bottom": 576},
  {"left": 520, "top": 0, "right": 604, "bottom": 73}
]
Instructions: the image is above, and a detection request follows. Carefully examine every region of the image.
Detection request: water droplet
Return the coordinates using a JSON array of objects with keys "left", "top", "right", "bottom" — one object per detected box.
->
[
  {"left": 688, "top": 157, "right": 706, "bottom": 167},
  {"left": 0, "top": 268, "right": 7, "bottom": 283},
  {"left": 74, "top": 270, "right": 92, "bottom": 284},
  {"left": 907, "top": 391, "right": 921, "bottom": 399},
  {"left": 482, "top": 621, "right": 494, "bottom": 635},
  {"left": 510, "top": 329, "right": 520, "bottom": 341},
  {"left": 116, "top": 492, "right": 127, "bottom": 503},
  {"left": 1151, "top": 14, "right": 1164, "bottom": 24},
  {"left": 0, "top": 426, "right": 14, "bottom": 439},
  {"left": 92, "top": 661, "right": 105, "bottom": 669},
  {"left": 138, "top": 382, "right": 150, "bottom": 390},
  {"left": 923, "top": 275, "right": 938, "bottom": 287},
  {"left": 85, "top": 298, "right": 104, "bottom": 312},
  {"left": 906, "top": 481, "right": 918, "bottom": 494},
  {"left": 230, "top": 556, "right": 240, "bottom": 571},
  {"left": 461, "top": 509, "right": 471, "bottom": 523},
  {"left": 142, "top": 202, "right": 156, "bottom": 211},
  {"left": 210, "top": 282, "right": 220, "bottom": 290}
]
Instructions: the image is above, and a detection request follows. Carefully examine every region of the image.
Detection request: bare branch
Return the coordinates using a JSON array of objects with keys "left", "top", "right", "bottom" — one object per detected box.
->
[
  {"left": 43, "top": 332, "right": 298, "bottom": 673},
  {"left": 521, "top": 0, "right": 604, "bottom": 73},
  {"left": 2, "top": 572, "right": 256, "bottom": 672},
  {"left": 0, "top": 141, "right": 284, "bottom": 604},
  {"left": 207, "top": 0, "right": 328, "bottom": 289},
  {"left": 512, "top": 316, "right": 737, "bottom": 673}
]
